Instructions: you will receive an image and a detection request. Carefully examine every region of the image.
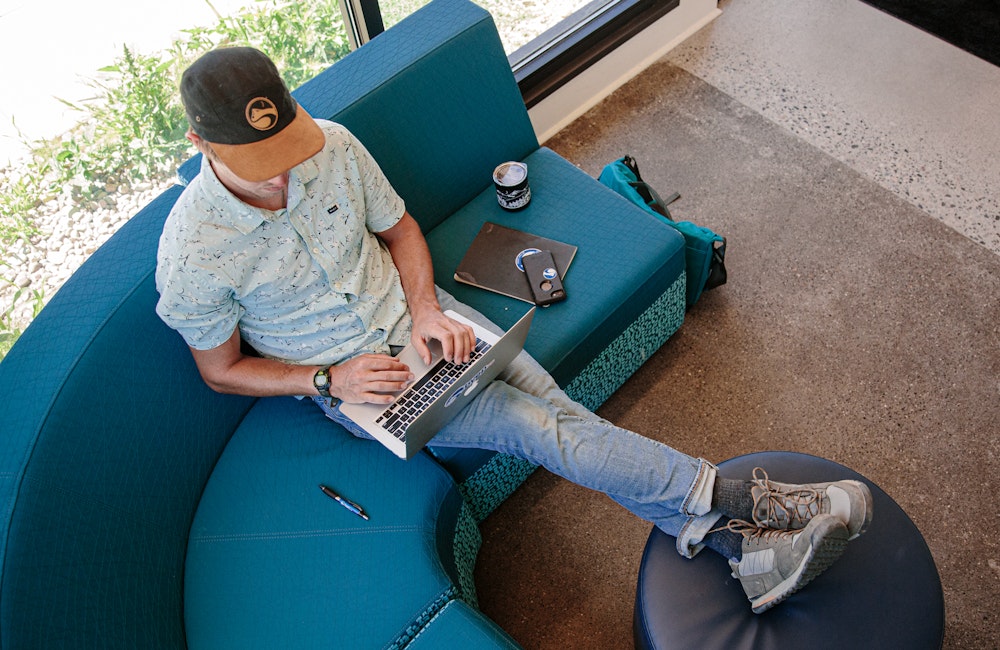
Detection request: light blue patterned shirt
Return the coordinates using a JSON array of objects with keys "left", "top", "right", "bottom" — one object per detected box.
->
[{"left": 155, "top": 121, "right": 412, "bottom": 366}]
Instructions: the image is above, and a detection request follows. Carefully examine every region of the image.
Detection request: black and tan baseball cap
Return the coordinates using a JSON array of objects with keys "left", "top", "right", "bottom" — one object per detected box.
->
[{"left": 181, "top": 47, "right": 325, "bottom": 182}]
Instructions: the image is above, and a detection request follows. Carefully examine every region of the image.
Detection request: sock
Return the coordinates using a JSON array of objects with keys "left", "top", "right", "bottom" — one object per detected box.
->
[
  {"left": 712, "top": 477, "right": 755, "bottom": 521},
  {"left": 702, "top": 516, "right": 743, "bottom": 561}
]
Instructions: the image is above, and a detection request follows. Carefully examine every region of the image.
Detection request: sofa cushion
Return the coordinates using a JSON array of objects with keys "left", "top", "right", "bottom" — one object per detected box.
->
[
  {"left": 427, "top": 147, "right": 686, "bottom": 390},
  {"left": 423, "top": 146, "right": 686, "bottom": 496},
  {"left": 184, "top": 396, "right": 470, "bottom": 649}
]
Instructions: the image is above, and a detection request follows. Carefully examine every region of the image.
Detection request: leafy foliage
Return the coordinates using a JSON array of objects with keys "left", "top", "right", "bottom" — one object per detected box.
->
[
  {"left": 0, "top": 0, "right": 350, "bottom": 360},
  {"left": 0, "top": 0, "right": 350, "bottom": 251}
]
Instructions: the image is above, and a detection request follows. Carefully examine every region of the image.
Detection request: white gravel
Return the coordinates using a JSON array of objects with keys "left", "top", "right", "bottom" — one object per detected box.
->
[{"left": 2, "top": 178, "right": 174, "bottom": 329}]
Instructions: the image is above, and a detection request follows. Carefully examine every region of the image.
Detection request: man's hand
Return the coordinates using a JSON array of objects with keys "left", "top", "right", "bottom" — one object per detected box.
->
[
  {"left": 377, "top": 213, "right": 475, "bottom": 366},
  {"left": 410, "top": 308, "right": 476, "bottom": 366},
  {"left": 331, "top": 354, "right": 415, "bottom": 404}
]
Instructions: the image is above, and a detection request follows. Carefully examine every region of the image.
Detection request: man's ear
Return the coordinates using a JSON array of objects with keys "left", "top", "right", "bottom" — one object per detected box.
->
[{"left": 186, "top": 130, "right": 217, "bottom": 162}]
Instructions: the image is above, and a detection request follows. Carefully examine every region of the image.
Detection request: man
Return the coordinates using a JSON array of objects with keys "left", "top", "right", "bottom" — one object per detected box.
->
[{"left": 156, "top": 47, "right": 873, "bottom": 614}]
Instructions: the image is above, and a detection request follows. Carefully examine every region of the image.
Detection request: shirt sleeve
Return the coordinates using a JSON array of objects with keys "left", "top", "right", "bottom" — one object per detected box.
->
[
  {"left": 154, "top": 206, "right": 244, "bottom": 351},
  {"left": 342, "top": 128, "right": 406, "bottom": 234}
]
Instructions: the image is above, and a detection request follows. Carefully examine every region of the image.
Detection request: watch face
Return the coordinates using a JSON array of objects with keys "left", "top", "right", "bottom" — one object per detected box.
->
[{"left": 314, "top": 369, "right": 330, "bottom": 388}]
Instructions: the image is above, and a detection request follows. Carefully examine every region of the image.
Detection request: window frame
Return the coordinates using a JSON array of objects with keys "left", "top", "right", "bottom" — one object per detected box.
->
[
  {"left": 340, "top": 0, "right": 680, "bottom": 108},
  {"left": 511, "top": 0, "right": 679, "bottom": 108},
  {"left": 338, "top": 0, "right": 386, "bottom": 49},
  {"left": 341, "top": 0, "right": 678, "bottom": 107}
]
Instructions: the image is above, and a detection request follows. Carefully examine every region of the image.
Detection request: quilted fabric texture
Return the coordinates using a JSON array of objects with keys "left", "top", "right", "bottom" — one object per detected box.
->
[
  {"left": 0, "top": 187, "right": 256, "bottom": 649},
  {"left": 183, "top": 397, "right": 466, "bottom": 649}
]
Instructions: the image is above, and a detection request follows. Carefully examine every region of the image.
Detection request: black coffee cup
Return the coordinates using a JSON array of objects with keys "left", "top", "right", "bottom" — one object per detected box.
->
[{"left": 493, "top": 162, "right": 531, "bottom": 210}]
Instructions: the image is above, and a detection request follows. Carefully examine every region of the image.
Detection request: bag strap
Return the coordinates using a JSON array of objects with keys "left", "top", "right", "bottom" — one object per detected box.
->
[
  {"left": 623, "top": 155, "right": 681, "bottom": 220},
  {"left": 705, "top": 238, "right": 727, "bottom": 291}
]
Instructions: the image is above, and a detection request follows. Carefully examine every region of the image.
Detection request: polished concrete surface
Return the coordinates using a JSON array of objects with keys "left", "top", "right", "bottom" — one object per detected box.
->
[{"left": 474, "top": 1, "right": 1000, "bottom": 647}]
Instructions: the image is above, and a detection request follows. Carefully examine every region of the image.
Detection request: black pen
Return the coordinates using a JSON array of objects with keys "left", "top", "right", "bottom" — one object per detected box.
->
[{"left": 319, "top": 484, "right": 370, "bottom": 521}]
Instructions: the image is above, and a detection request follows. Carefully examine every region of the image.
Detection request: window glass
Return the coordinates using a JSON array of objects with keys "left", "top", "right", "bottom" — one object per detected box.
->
[{"left": 381, "top": 0, "right": 599, "bottom": 55}]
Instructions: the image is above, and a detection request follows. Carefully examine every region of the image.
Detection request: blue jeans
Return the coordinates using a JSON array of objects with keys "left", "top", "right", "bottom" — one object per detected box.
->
[{"left": 314, "top": 289, "right": 722, "bottom": 557}]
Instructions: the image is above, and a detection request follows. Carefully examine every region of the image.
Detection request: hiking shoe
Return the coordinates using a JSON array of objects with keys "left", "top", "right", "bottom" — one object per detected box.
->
[
  {"left": 750, "top": 467, "right": 873, "bottom": 540},
  {"left": 728, "top": 514, "right": 850, "bottom": 614}
]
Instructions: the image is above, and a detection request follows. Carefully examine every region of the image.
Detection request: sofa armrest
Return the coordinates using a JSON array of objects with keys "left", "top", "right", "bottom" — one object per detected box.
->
[{"left": 0, "top": 187, "right": 256, "bottom": 648}]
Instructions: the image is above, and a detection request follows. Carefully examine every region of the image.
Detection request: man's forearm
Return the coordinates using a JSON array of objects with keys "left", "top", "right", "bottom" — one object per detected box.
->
[
  {"left": 380, "top": 212, "right": 440, "bottom": 318},
  {"left": 189, "top": 327, "right": 412, "bottom": 404},
  {"left": 190, "top": 330, "right": 320, "bottom": 397}
]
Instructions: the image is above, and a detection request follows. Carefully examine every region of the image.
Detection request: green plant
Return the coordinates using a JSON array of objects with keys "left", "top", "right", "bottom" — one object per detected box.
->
[
  {"left": 0, "top": 282, "right": 45, "bottom": 359},
  {"left": 0, "top": 0, "right": 351, "bottom": 254},
  {"left": 190, "top": 0, "right": 351, "bottom": 90},
  {"left": 57, "top": 46, "right": 192, "bottom": 187},
  {"left": 0, "top": 0, "right": 354, "bottom": 358},
  {"left": 0, "top": 172, "right": 42, "bottom": 245}
]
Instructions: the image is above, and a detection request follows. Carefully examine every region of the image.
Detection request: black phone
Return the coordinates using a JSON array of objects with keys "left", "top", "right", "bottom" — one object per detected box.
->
[{"left": 522, "top": 250, "right": 566, "bottom": 306}]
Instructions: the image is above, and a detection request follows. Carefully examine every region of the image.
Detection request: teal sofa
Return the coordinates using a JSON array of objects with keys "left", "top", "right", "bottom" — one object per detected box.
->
[{"left": 0, "top": 0, "right": 686, "bottom": 647}]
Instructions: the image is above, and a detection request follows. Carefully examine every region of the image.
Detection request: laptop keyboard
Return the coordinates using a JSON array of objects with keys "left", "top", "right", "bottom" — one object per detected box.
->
[{"left": 376, "top": 338, "right": 492, "bottom": 440}]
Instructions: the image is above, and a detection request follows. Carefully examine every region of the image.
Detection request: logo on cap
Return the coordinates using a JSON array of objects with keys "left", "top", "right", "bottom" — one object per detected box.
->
[{"left": 245, "top": 97, "right": 279, "bottom": 131}]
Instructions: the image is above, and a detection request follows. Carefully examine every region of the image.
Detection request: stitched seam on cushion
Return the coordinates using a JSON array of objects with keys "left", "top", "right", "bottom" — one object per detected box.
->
[
  {"left": 189, "top": 525, "right": 424, "bottom": 543},
  {"left": 385, "top": 587, "right": 459, "bottom": 650}
]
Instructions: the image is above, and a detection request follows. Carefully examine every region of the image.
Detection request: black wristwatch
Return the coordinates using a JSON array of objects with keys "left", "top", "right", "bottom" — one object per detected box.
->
[{"left": 313, "top": 366, "right": 332, "bottom": 398}]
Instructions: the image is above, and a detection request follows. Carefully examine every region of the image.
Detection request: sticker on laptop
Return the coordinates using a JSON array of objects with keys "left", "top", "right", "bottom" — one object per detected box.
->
[{"left": 445, "top": 359, "right": 496, "bottom": 407}]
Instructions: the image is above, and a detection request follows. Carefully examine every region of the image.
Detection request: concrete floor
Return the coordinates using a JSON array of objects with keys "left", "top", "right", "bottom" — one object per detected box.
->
[{"left": 474, "top": 1, "right": 1000, "bottom": 648}]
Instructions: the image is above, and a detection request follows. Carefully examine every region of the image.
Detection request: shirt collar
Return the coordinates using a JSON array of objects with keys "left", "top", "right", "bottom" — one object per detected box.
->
[
  {"left": 295, "top": 155, "right": 321, "bottom": 185},
  {"left": 197, "top": 155, "right": 314, "bottom": 235},
  {"left": 198, "top": 156, "right": 266, "bottom": 235}
]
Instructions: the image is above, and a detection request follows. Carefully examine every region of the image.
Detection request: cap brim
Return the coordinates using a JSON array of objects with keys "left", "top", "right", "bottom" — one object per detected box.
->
[{"left": 211, "top": 104, "right": 325, "bottom": 182}]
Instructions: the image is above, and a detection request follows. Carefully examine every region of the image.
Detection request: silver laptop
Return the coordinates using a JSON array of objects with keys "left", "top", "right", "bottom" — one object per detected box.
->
[{"left": 339, "top": 307, "right": 535, "bottom": 459}]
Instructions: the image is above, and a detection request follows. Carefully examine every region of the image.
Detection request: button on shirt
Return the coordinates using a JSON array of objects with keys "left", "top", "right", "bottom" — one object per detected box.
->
[{"left": 155, "top": 121, "right": 412, "bottom": 366}]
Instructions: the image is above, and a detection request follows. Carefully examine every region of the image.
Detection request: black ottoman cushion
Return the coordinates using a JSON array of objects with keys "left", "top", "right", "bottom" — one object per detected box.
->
[{"left": 633, "top": 451, "right": 944, "bottom": 649}]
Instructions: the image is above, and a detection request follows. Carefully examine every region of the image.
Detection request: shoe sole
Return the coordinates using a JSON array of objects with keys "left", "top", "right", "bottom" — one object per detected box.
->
[{"left": 750, "top": 520, "right": 850, "bottom": 614}]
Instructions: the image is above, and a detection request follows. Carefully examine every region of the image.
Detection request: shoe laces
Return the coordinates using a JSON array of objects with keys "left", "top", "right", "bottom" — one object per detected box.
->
[
  {"left": 708, "top": 518, "right": 795, "bottom": 546},
  {"left": 751, "top": 466, "right": 821, "bottom": 528}
]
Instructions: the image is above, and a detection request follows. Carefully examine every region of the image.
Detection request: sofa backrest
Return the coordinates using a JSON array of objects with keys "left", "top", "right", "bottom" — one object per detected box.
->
[
  {"left": 0, "top": 187, "right": 256, "bottom": 648},
  {"left": 178, "top": 0, "right": 539, "bottom": 234},
  {"left": 0, "top": 1, "right": 532, "bottom": 645}
]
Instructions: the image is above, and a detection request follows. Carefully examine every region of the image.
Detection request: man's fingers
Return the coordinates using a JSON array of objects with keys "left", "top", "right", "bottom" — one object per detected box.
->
[
  {"left": 412, "top": 337, "right": 433, "bottom": 366},
  {"left": 437, "top": 320, "right": 476, "bottom": 363},
  {"left": 357, "top": 353, "right": 408, "bottom": 371},
  {"left": 359, "top": 391, "right": 400, "bottom": 405},
  {"left": 410, "top": 312, "right": 477, "bottom": 363},
  {"left": 335, "top": 354, "right": 414, "bottom": 404}
]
